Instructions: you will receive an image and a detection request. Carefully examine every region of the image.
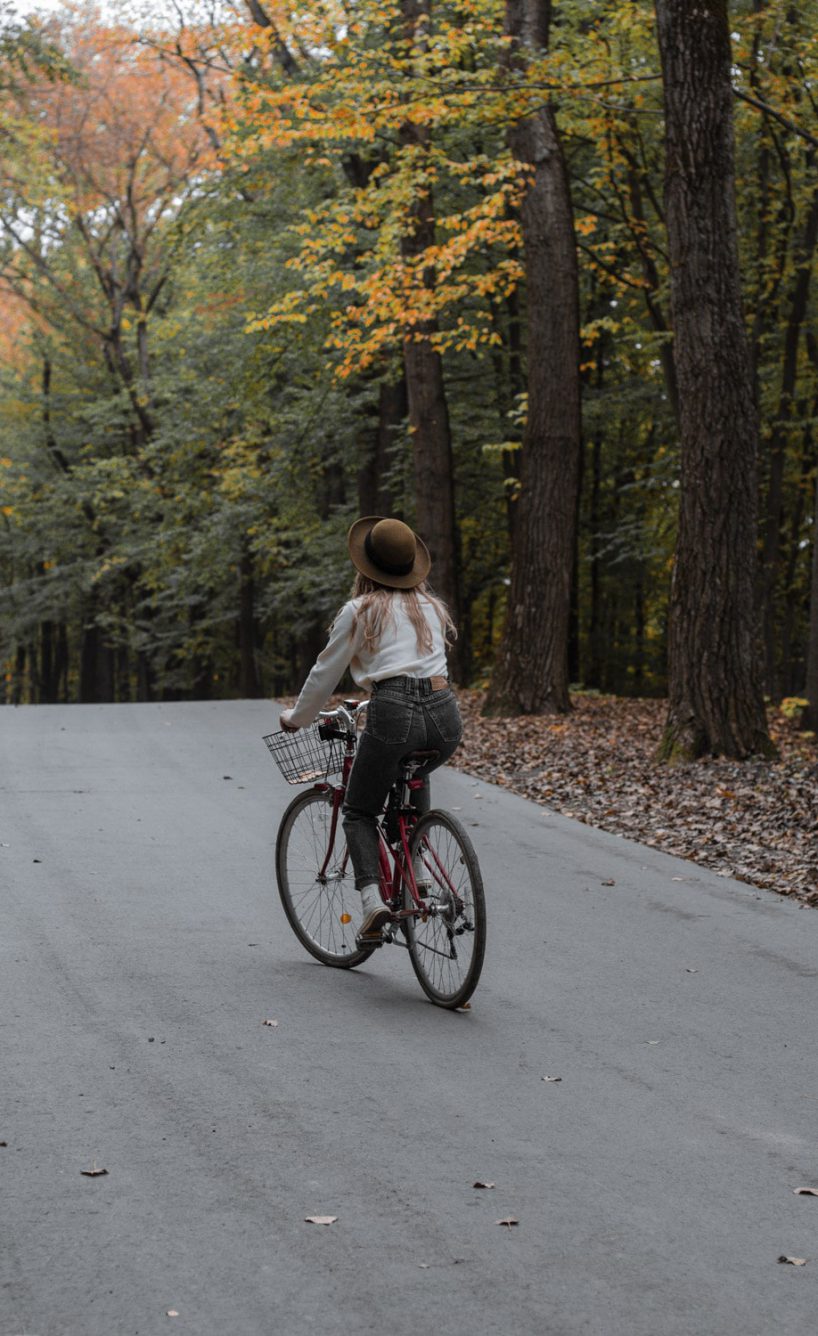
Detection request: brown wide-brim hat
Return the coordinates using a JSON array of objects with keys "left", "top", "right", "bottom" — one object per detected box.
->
[{"left": 347, "top": 516, "right": 431, "bottom": 590}]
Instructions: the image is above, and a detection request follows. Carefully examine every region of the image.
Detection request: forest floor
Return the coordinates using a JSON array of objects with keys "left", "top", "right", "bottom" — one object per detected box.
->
[{"left": 452, "top": 693, "right": 818, "bottom": 907}]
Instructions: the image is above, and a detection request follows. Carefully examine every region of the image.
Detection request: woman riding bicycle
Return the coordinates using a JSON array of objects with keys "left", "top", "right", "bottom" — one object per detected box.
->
[{"left": 280, "top": 516, "right": 462, "bottom": 941}]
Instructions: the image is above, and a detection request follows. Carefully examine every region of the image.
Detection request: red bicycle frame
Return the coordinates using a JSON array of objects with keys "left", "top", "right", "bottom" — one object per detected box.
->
[
  {"left": 313, "top": 733, "right": 432, "bottom": 910},
  {"left": 313, "top": 718, "right": 461, "bottom": 919}
]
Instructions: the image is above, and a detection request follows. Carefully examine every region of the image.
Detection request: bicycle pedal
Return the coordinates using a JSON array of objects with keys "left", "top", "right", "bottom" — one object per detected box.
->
[{"left": 355, "top": 930, "right": 385, "bottom": 949}]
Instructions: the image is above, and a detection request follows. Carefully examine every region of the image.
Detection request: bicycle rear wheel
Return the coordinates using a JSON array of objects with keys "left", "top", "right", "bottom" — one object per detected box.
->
[
  {"left": 276, "top": 789, "right": 375, "bottom": 968},
  {"left": 406, "top": 810, "right": 486, "bottom": 1009}
]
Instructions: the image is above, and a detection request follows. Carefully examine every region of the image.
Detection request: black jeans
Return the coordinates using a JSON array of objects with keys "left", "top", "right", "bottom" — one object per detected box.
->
[{"left": 342, "top": 677, "right": 463, "bottom": 890}]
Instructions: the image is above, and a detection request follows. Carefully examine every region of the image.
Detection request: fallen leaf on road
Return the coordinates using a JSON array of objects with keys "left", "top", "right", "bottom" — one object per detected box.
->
[
  {"left": 262, "top": 1019, "right": 279, "bottom": 1027},
  {"left": 645, "top": 1040, "right": 660, "bottom": 1045},
  {"left": 685, "top": 968, "right": 698, "bottom": 973},
  {"left": 80, "top": 1163, "right": 108, "bottom": 1177},
  {"left": 305, "top": 1216, "right": 337, "bottom": 1225},
  {"left": 0, "top": 1140, "right": 7, "bottom": 1147},
  {"left": 495, "top": 1217, "right": 518, "bottom": 1228},
  {"left": 223, "top": 775, "right": 232, "bottom": 780},
  {"left": 541, "top": 1076, "right": 562, "bottom": 1083},
  {"left": 166, "top": 1311, "right": 179, "bottom": 1318},
  {"left": 473, "top": 1181, "right": 495, "bottom": 1189},
  {"left": 601, "top": 879, "right": 615, "bottom": 886},
  {"left": 793, "top": 1188, "right": 818, "bottom": 1197},
  {"left": 418, "top": 1263, "right": 429, "bottom": 1268},
  {"left": 778, "top": 1255, "right": 807, "bottom": 1265},
  {"left": 672, "top": 877, "right": 685, "bottom": 882}
]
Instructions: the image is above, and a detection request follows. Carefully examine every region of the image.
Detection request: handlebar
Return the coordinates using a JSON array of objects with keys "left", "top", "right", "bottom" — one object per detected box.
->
[{"left": 318, "top": 699, "right": 369, "bottom": 737}]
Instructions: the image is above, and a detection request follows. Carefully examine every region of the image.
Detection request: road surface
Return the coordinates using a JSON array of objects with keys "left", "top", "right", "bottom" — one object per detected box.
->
[{"left": 2, "top": 701, "right": 817, "bottom": 1335}]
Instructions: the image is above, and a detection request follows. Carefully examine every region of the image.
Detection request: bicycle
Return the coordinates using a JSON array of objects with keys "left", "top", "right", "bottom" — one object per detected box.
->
[{"left": 263, "top": 699, "right": 486, "bottom": 1009}]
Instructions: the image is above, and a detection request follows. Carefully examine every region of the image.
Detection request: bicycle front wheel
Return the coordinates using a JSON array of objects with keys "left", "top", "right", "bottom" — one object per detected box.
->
[
  {"left": 276, "top": 789, "right": 375, "bottom": 968},
  {"left": 407, "top": 810, "right": 486, "bottom": 1009}
]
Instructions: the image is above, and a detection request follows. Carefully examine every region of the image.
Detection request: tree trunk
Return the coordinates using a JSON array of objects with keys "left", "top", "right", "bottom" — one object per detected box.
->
[
  {"left": 483, "top": 0, "right": 582, "bottom": 715},
  {"left": 137, "top": 650, "right": 154, "bottom": 702},
  {"left": 357, "top": 376, "right": 405, "bottom": 516},
  {"left": 803, "top": 468, "right": 818, "bottom": 731},
  {"left": 403, "top": 334, "right": 460, "bottom": 623},
  {"left": 759, "top": 176, "right": 818, "bottom": 696},
  {"left": 399, "top": 0, "right": 462, "bottom": 675},
  {"left": 80, "top": 622, "right": 100, "bottom": 704},
  {"left": 55, "top": 623, "right": 69, "bottom": 703},
  {"left": 588, "top": 430, "right": 603, "bottom": 688},
  {"left": 239, "top": 550, "right": 262, "bottom": 698},
  {"left": 780, "top": 412, "right": 812, "bottom": 694},
  {"left": 12, "top": 644, "right": 26, "bottom": 705},
  {"left": 655, "top": 0, "right": 773, "bottom": 760},
  {"left": 40, "top": 618, "right": 56, "bottom": 703}
]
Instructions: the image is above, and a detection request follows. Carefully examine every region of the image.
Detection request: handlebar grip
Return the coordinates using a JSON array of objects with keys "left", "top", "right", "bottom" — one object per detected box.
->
[{"left": 319, "top": 724, "right": 349, "bottom": 742}]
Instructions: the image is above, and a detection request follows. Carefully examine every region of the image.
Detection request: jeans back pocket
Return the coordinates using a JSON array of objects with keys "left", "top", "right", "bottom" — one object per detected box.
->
[
  {"left": 367, "top": 693, "right": 414, "bottom": 745},
  {"left": 426, "top": 691, "right": 462, "bottom": 745}
]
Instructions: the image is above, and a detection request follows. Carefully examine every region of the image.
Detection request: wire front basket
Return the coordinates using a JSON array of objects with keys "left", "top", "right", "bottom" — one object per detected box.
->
[{"left": 262, "top": 723, "right": 346, "bottom": 785}]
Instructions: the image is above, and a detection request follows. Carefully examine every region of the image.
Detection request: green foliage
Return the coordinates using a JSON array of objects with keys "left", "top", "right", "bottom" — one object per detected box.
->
[{"left": 1, "top": 1, "right": 817, "bottom": 705}]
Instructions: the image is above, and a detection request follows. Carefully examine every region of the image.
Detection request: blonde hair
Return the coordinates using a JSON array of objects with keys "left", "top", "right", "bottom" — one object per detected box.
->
[{"left": 346, "top": 573, "right": 456, "bottom": 654}]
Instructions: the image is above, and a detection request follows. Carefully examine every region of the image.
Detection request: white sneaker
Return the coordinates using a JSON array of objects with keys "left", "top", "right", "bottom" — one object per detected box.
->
[{"left": 359, "top": 883, "right": 390, "bottom": 939}]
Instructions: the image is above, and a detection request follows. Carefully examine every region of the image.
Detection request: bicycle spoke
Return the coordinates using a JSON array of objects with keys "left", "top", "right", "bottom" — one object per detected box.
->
[
  {"left": 407, "top": 812, "right": 485, "bottom": 1008},
  {"left": 276, "top": 791, "right": 371, "bottom": 966}
]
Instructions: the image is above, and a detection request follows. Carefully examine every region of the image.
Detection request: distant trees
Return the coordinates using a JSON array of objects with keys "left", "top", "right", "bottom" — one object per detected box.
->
[{"left": 0, "top": 0, "right": 817, "bottom": 738}]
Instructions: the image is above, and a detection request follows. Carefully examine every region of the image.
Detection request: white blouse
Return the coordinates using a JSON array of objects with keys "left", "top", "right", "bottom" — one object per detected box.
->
[{"left": 287, "top": 594, "right": 448, "bottom": 727}]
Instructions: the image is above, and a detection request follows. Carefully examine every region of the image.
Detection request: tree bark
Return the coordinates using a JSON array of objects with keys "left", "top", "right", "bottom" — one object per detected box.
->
[
  {"left": 759, "top": 175, "right": 818, "bottom": 696},
  {"left": 39, "top": 617, "right": 55, "bottom": 704},
  {"left": 804, "top": 467, "right": 818, "bottom": 731},
  {"left": 357, "top": 376, "right": 405, "bottom": 516},
  {"left": 55, "top": 623, "right": 69, "bottom": 703},
  {"left": 79, "top": 622, "right": 100, "bottom": 704},
  {"left": 655, "top": 0, "right": 773, "bottom": 760},
  {"left": 403, "top": 332, "right": 460, "bottom": 626},
  {"left": 483, "top": 0, "right": 582, "bottom": 715},
  {"left": 239, "top": 550, "right": 262, "bottom": 698},
  {"left": 399, "top": 0, "right": 462, "bottom": 675},
  {"left": 12, "top": 644, "right": 26, "bottom": 705}
]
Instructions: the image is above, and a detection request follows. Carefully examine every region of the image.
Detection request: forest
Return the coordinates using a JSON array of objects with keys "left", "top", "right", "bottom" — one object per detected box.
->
[{"left": 1, "top": 0, "right": 817, "bottom": 762}]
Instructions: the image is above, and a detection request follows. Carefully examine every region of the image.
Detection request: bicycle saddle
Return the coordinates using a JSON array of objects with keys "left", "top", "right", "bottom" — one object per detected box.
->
[{"left": 403, "top": 748, "right": 440, "bottom": 763}]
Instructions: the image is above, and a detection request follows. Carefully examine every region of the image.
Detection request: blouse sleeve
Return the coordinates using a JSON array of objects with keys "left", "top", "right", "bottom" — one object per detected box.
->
[{"left": 288, "top": 602, "right": 362, "bottom": 727}]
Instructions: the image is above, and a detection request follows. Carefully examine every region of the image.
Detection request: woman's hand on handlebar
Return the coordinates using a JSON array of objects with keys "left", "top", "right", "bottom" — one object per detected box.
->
[{"left": 279, "top": 708, "right": 299, "bottom": 733}]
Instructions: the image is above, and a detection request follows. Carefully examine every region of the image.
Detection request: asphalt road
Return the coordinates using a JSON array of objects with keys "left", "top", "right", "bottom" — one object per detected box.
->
[{"left": 2, "top": 700, "right": 817, "bottom": 1336}]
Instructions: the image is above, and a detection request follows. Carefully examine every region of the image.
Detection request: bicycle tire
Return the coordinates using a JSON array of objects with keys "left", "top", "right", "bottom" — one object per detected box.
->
[
  {"left": 406, "top": 809, "right": 486, "bottom": 1008},
  {"left": 276, "top": 789, "right": 375, "bottom": 969}
]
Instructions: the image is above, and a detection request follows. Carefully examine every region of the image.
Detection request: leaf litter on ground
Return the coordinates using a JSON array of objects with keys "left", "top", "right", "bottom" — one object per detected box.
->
[{"left": 451, "top": 694, "right": 818, "bottom": 906}]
